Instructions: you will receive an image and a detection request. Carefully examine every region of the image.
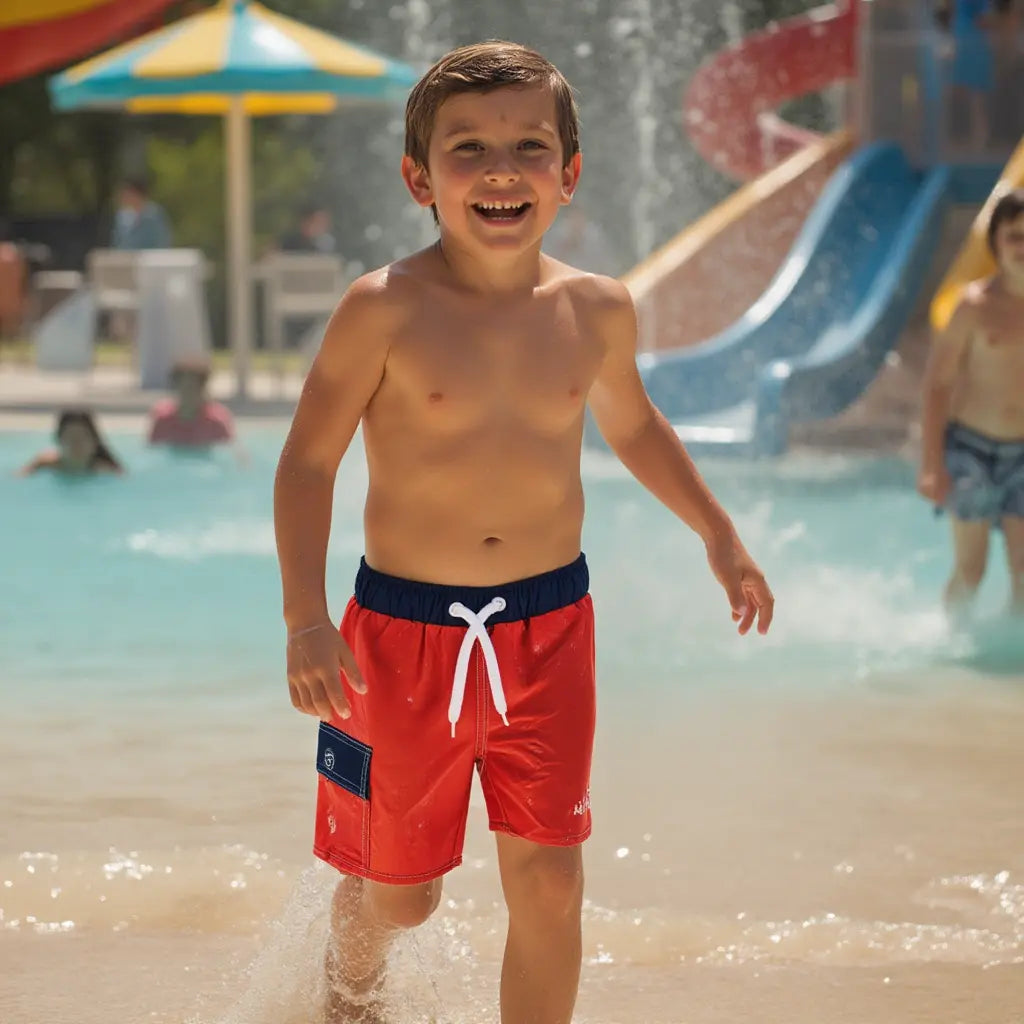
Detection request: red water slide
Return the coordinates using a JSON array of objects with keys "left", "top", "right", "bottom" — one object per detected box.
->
[
  {"left": 0, "top": 0, "right": 178, "bottom": 86},
  {"left": 683, "top": 0, "right": 859, "bottom": 181}
]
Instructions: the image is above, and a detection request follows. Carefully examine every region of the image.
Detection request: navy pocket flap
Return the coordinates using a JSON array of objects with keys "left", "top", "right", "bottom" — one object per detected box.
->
[{"left": 317, "top": 722, "right": 371, "bottom": 800}]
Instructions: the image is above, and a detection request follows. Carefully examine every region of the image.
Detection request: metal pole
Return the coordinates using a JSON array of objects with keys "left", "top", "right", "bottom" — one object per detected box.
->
[{"left": 225, "top": 95, "right": 252, "bottom": 400}]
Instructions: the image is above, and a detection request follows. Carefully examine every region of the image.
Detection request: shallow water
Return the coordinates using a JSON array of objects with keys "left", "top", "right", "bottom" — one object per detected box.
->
[{"left": 2, "top": 429, "right": 1023, "bottom": 1023}]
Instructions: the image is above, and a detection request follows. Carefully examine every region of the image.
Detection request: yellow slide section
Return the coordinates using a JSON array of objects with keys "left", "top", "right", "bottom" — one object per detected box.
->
[{"left": 930, "top": 136, "right": 1024, "bottom": 333}]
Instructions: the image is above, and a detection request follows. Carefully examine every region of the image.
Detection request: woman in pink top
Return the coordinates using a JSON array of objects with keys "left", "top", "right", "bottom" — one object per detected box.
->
[{"left": 148, "top": 360, "right": 235, "bottom": 447}]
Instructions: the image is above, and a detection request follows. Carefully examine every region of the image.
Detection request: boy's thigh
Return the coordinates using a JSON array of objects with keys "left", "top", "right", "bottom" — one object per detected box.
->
[
  {"left": 315, "top": 605, "right": 477, "bottom": 883},
  {"left": 480, "top": 598, "right": 596, "bottom": 845}
]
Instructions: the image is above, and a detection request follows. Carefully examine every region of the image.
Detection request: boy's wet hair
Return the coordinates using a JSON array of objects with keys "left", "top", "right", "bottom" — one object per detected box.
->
[
  {"left": 170, "top": 357, "right": 211, "bottom": 386},
  {"left": 987, "top": 188, "right": 1024, "bottom": 256},
  {"left": 404, "top": 41, "right": 580, "bottom": 174}
]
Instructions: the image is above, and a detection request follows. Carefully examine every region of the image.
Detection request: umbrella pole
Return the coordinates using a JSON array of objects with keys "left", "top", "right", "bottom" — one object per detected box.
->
[{"left": 225, "top": 96, "right": 252, "bottom": 401}]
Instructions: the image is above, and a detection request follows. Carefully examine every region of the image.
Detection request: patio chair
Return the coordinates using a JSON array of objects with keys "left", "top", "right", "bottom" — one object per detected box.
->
[
  {"left": 258, "top": 251, "right": 347, "bottom": 382},
  {"left": 87, "top": 247, "right": 140, "bottom": 350}
]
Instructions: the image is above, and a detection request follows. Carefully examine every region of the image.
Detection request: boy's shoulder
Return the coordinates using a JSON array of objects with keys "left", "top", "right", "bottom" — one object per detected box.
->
[
  {"left": 542, "top": 257, "right": 633, "bottom": 311},
  {"left": 946, "top": 277, "right": 993, "bottom": 331}
]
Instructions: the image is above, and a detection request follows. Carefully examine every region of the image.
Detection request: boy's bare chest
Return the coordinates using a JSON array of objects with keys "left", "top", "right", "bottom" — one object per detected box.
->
[
  {"left": 387, "top": 308, "right": 603, "bottom": 413},
  {"left": 972, "top": 299, "right": 1024, "bottom": 360}
]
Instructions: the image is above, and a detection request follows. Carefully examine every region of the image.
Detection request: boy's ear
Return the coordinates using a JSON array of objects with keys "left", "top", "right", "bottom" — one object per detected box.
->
[
  {"left": 401, "top": 156, "right": 434, "bottom": 208},
  {"left": 560, "top": 152, "right": 582, "bottom": 205}
]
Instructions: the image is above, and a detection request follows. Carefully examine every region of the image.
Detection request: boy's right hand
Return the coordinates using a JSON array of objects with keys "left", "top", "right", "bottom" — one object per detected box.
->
[
  {"left": 917, "top": 464, "right": 951, "bottom": 505},
  {"left": 286, "top": 621, "right": 367, "bottom": 721}
]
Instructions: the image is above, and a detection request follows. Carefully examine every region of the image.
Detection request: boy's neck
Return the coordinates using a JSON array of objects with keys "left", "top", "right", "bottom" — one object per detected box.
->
[
  {"left": 996, "top": 271, "right": 1024, "bottom": 299},
  {"left": 435, "top": 235, "right": 545, "bottom": 294}
]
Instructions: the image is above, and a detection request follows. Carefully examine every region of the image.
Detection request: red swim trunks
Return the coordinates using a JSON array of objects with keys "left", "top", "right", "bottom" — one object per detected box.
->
[{"left": 313, "top": 555, "right": 596, "bottom": 884}]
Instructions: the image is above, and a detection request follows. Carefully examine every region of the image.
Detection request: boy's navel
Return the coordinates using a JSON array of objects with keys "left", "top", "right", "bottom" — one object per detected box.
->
[{"left": 428, "top": 392, "right": 444, "bottom": 403}]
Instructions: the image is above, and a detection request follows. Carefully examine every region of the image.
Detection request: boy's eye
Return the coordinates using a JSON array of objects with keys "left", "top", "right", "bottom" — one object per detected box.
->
[
  {"left": 520, "top": 140, "right": 546, "bottom": 150},
  {"left": 455, "top": 141, "right": 483, "bottom": 152}
]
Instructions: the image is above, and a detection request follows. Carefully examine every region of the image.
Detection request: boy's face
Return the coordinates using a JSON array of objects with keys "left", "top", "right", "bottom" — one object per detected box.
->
[
  {"left": 174, "top": 370, "right": 207, "bottom": 408},
  {"left": 994, "top": 213, "right": 1024, "bottom": 280},
  {"left": 403, "top": 83, "right": 580, "bottom": 253}
]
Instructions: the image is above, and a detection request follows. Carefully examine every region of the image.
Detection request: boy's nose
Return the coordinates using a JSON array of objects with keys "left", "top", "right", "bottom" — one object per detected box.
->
[{"left": 484, "top": 160, "right": 520, "bottom": 183}]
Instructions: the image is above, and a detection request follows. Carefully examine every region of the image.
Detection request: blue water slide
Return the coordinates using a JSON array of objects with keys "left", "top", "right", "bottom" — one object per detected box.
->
[{"left": 635, "top": 143, "right": 953, "bottom": 456}]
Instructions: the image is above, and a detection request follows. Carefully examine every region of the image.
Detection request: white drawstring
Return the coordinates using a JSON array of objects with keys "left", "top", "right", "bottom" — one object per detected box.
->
[{"left": 447, "top": 596, "right": 508, "bottom": 738}]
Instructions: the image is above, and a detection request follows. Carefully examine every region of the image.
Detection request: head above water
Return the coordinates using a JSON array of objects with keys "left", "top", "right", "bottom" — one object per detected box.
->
[
  {"left": 170, "top": 358, "right": 212, "bottom": 415},
  {"left": 54, "top": 408, "right": 119, "bottom": 470},
  {"left": 987, "top": 189, "right": 1024, "bottom": 270},
  {"left": 404, "top": 41, "right": 580, "bottom": 225}
]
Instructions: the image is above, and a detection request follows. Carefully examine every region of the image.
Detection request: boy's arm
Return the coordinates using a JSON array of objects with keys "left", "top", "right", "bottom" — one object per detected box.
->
[
  {"left": 919, "top": 297, "right": 973, "bottom": 481},
  {"left": 273, "top": 273, "right": 392, "bottom": 631},
  {"left": 586, "top": 278, "right": 772, "bottom": 633}
]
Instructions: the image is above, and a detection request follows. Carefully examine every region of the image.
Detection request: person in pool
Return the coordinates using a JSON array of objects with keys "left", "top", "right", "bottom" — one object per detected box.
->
[
  {"left": 147, "top": 358, "right": 235, "bottom": 449},
  {"left": 918, "top": 189, "right": 1024, "bottom": 613},
  {"left": 274, "top": 40, "right": 773, "bottom": 1024},
  {"left": 19, "top": 408, "right": 124, "bottom": 476}
]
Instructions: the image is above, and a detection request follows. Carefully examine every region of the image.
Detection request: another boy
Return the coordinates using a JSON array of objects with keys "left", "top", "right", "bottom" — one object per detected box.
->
[
  {"left": 274, "top": 42, "right": 773, "bottom": 1024},
  {"left": 148, "top": 358, "right": 235, "bottom": 448},
  {"left": 918, "top": 189, "right": 1024, "bottom": 612}
]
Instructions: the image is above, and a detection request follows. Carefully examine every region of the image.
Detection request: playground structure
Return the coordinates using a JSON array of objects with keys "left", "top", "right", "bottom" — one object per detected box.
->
[{"left": 630, "top": 0, "right": 1024, "bottom": 456}]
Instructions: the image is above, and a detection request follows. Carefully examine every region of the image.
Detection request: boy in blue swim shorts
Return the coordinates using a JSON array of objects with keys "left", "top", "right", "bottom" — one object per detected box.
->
[
  {"left": 274, "top": 41, "right": 774, "bottom": 1024},
  {"left": 919, "top": 189, "right": 1024, "bottom": 612}
]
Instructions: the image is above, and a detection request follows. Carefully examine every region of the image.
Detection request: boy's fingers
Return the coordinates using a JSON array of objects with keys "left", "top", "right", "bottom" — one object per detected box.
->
[
  {"left": 722, "top": 574, "right": 746, "bottom": 619},
  {"left": 338, "top": 646, "right": 367, "bottom": 694},
  {"left": 736, "top": 601, "right": 756, "bottom": 634},
  {"left": 315, "top": 674, "right": 351, "bottom": 721}
]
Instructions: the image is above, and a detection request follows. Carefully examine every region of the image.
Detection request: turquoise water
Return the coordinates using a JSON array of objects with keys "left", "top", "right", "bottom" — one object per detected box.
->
[{"left": 2, "top": 428, "right": 1020, "bottom": 712}]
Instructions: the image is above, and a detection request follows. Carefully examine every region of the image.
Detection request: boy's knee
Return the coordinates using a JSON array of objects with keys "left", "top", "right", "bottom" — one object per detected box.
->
[
  {"left": 366, "top": 879, "right": 442, "bottom": 930},
  {"left": 508, "top": 846, "right": 584, "bottom": 921},
  {"left": 956, "top": 561, "right": 987, "bottom": 589}
]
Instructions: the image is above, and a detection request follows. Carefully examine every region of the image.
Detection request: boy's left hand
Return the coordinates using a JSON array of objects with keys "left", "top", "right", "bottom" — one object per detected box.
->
[{"left": 705, "top": 534, "right": 774, "bottom": 635}]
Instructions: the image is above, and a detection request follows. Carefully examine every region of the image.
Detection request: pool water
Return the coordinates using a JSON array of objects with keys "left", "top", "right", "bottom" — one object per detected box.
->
[
  {"left": 3, "top": 426, "right": 1024, "bottom": 1024},
  {"left": 0, "top": 428, "right": 1017, "bottom": 707}
]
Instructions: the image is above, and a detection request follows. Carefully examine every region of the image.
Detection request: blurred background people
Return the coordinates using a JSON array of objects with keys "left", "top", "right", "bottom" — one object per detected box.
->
[
  {"left": 112, "top": 175, "right": 172, "bottom": 251},
  {"left": 949, "top": 0, "right": 996, "bottom": 150},
  {"left": 276, "top": 201, "right": 336, "bottom": 254},
  {"left": 19, "top": 408, "right": 124, "bottom": 476},
  {"left": 147, "top": 358, "right": 235, "bottom": 448}
]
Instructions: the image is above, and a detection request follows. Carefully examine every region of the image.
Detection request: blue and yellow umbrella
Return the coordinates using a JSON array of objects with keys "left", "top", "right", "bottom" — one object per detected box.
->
[{"left": 49, "top": 0, "right": 419, "bottom": 396}]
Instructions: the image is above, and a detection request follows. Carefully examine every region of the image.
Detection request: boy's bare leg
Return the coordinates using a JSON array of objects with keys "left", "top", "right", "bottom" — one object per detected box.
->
[
  {"left": 1001, "top": 516, "right": 1024, "bottom": 612},
  {"left": 496, "top": 834, "right": 584, "bottom": 1024},
  {"left": 324, "top": 875, "right": 442, "bottom": 1023},
  {"left": 946, "top": 518, "right": 991, "bottom": 612}
]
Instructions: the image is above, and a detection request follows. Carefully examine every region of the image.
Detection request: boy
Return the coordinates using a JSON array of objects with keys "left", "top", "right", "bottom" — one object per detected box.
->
[
  {"left": 148, "top": 358, "right": 235, "bottom": 448},
  {"left": 274, "top": 42, "right": 773, "bottom": 1024},
  {"left": 918, "top": 189, "right": 1024, "bottom": 612}
]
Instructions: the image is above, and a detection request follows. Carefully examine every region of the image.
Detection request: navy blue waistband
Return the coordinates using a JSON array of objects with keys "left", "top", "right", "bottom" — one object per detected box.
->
[
  {"left": 353, "top": 554, "right": 589, "bottom": 625},
  {"left": 947, "top": 422, "right": 1024, "bottom": 458}
]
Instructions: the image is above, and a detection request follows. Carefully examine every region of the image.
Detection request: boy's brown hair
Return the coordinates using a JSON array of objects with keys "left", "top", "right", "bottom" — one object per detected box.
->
[
  {"left": 987, "top": 188, "right": 1024, "bottom": 257},
  {"left": 404, "top": 41, "right": 580, "bottom": 171}
]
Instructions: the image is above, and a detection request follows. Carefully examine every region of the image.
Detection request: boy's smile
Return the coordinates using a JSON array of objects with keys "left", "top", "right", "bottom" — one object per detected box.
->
[{"left": 402, "top": 82, "right": 580, "bottom": 254}]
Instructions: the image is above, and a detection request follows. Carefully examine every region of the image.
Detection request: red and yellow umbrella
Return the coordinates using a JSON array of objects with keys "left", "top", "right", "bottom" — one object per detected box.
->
[{"left": 0, "top": 0, "right": 178, "bottom": 85}]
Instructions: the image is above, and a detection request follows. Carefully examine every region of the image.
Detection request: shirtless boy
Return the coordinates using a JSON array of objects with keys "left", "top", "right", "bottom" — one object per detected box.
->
[
  {"left": 274, "top": 41, "right": 774, "bottom": 1024},
  {"left": 918, "top": 189, "right": 1024, "bottom": 612}
]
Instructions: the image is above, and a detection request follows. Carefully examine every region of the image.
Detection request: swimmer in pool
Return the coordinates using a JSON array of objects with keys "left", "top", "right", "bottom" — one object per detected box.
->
[
  {"left": 918, "top": 189, "right": 1024, "bottom": 613},
  {"left": 19, "top": 408, "right": 124, "bottom": 476}
]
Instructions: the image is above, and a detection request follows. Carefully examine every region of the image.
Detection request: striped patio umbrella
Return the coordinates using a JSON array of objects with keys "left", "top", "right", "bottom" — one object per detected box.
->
[{"left": 49, "top": 0, "right": 418, "bottom": 397}]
